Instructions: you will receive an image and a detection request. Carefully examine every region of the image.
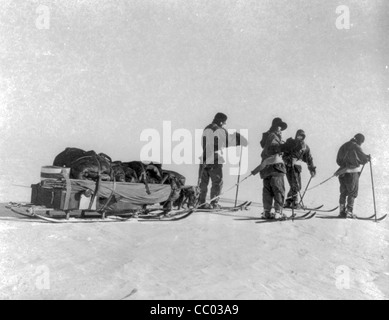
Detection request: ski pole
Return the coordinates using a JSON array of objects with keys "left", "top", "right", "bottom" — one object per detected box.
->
[
  {"left": 359, "top": 163, "right": 366, "bottom": 177},
  {"left": 299, "top": 176, "right": 313, "bottom": 206},
  {"left": 201, "top": 173, "right": 253, "bottom": 208},
  {"left": 234, "top": 146, "right": 244, "bottom": 207},
  {"left": 309, "top": 163, "right": 368, "bottom": 192},
  {"left": 369, "top": 158, "right": 377, "bottom": 223},
  {"left": 289, "top": 159, "right": 298, "bottom": 218},
  {"left": 12, "top": 184, "right": 32, "bottom": 189},
  {"left": 198, "top": 161, "right": 262, "bottom": 208},
  {"left": 307, "top": 174, "right": 336, "bottom": 191},
  {"left": 197, "top": 164, "right": 206, "bottom": 187},
  {"left": 194, "top": 163, "right": 207, "bottom": 208}
]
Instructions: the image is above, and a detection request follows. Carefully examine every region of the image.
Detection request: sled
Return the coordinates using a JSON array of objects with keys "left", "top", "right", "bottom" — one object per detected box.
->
[{"left": 7, "top": 168, "right": 193, "bottom": 223}]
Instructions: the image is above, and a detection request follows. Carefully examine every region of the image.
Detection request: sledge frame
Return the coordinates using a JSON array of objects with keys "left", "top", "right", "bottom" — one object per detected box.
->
[
  {"left": 28, "top": 169, "right": 173, "bottom": 221},
  {"left": 8, "top": 202, "right": 138, "bottom": 220}
]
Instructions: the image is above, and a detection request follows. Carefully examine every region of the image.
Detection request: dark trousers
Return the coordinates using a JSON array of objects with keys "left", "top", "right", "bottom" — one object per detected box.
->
[
  {"left": 263, "top": 175, "right": 285, "bottom": 212},
  {"left": 339, "top": 173, "right": 359, "bottom": 212},
  {"left": 285, "top": 165, "right": 302, "bottom": 205},
  {"left": 198, "top": 164, "right": 223, "bottom": 205}
]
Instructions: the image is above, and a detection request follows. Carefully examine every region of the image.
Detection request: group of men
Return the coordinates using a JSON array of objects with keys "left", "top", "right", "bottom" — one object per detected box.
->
[{"left": 198, "top": 113, "right": 371, "bottom": 219}]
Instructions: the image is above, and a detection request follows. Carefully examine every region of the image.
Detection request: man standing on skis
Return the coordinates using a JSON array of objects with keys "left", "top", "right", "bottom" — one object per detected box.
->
[
  {"left": 336, "top": 134, "right": 370, "bottom": 218},
  {"left": 256, "top": 117, "right": 299, "bottom": 219},
  {"left": 198, "top": 112, "right": 248, "bottom": 209},
  {"left": 283, "top": 129, "right": 317, "bottom": 209}
]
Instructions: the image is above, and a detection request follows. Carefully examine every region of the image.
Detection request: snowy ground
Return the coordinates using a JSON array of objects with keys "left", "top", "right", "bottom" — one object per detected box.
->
[{"left": 0, "top": 202, "right": 388, "bottom": 300}]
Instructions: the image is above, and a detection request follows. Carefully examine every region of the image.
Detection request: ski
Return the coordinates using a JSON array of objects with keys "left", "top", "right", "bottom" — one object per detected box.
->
[
  {"left": 197, "top": 201, "right": 252, "bottom": 213},
  {"left": 236, "top": 210, "right": 313, "bottom": 222},
  {"left": 137, "top": 209, "right": 194, "bottom": 222},
  {"left": 249, "top": 202, "right": 337, "bottom": 213},
  {"left": 255, "top": 212, "right": 317, "bottom": 224},
  {"left": 284, "top": 205, "right": 339, "bottom": 213},
  {"left": 199, "top": 203, "right": 254, "bottom": 218},
  {"left": 350, "top": 214, "right": 375, "bottom": 220},
  {"left": 306, "top": 206, "right": 338, "bottom": 213},
  {"left": 317, "top": 214, "right": 387, "bottom": 222},
  {"left": 223, "top": 201, "right": 251, "bottom": 211},
  {"left": 136, "top": 210, "right": 170, "bottom": 219},
  {"left": 136, "top": 200, "right": 227, "bottom": 220},
  {"left": 316, "top": 215, "right": 345, "bottom": 220},
  {"left": 348, "top": 214, "right": 387, "bottom": 222},
  {"left": 140, "top": 201, "right": 250, "bottom": 216},
  {"left": 289, "top": 210, "right": 314, "bottom": 220},
  {"left": 7, "top": 206, "right": 134, "bottom": 224},
  {"left": 146, "top": 202, "right": 253, "bottom": 220},
  {"left": 286, "top": 205, "right": 324, "bottom": 211},
  {"left": 350, "top": 214, "right": 387, "bottom": 222}
]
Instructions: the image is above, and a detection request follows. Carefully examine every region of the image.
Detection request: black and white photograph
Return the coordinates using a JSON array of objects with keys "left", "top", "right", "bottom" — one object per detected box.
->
[{"left": 0, "top": 0, "right": 388, "bottom": 302}]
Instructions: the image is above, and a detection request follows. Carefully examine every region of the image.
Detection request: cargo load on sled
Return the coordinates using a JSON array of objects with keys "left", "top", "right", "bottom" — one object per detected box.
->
[
  {"left": 33, "top": 167, "right": 173, "bottom": 212},
  {"left": 7, "top": 148, "right": 198, "bottom": 223}
]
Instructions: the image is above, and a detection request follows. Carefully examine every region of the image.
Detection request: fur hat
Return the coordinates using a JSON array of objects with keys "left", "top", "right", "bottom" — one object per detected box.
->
[{"left": 271, "top": 117, "right": 288, "bottom": 131}]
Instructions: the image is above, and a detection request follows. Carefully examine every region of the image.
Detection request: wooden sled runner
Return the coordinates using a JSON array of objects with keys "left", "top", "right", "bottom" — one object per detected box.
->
[{"left": 6, "top": 203, "right": 194, "bottom": 224}]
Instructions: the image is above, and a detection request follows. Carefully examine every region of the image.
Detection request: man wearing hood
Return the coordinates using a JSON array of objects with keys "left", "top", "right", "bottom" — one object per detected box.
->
[
  {"left": 257, "top": 118, "right": 296, "bottom": 219},
  {"left": 198, "top": 112, "right": 248, "bottom": 209},
  {"left": 283, "top": 129, "right": 317, "bottom": 209},
  {"left": 336, "top": 134, "right": 370, "bottom": 218}
]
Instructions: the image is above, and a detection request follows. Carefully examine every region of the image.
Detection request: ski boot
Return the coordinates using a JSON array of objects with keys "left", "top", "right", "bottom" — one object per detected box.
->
[
  {"left": 211, "top": 202, "right": 222, "bottom": 210},
  {"left": 292, "top": 202, "right": 304, "bottom": 210},
  {"left": 338, "top": 204, "right": 347, "bottom": 219},
  {"left": 346, "top": 207, "right": 356, "bottom": 219},
  {"left": 284, "top": 200, "right": 293, "bottom": 209},
  {"left": 274, "top": 211, "right": 287, "bottom": 220},
  {"left": 285, "top": 202, "right": 302, "bottom": 210},
  {"left": 262, "top": 211, "right": 274, "bottom": 220},
  {"left": 199, "top": 203, "right": 212, "bottom": 210}
]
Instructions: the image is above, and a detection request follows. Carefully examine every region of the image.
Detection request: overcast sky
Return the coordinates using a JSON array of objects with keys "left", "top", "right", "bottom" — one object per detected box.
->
[{"left": 0, "top": 0, "right": 388, "bottom": 210}]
